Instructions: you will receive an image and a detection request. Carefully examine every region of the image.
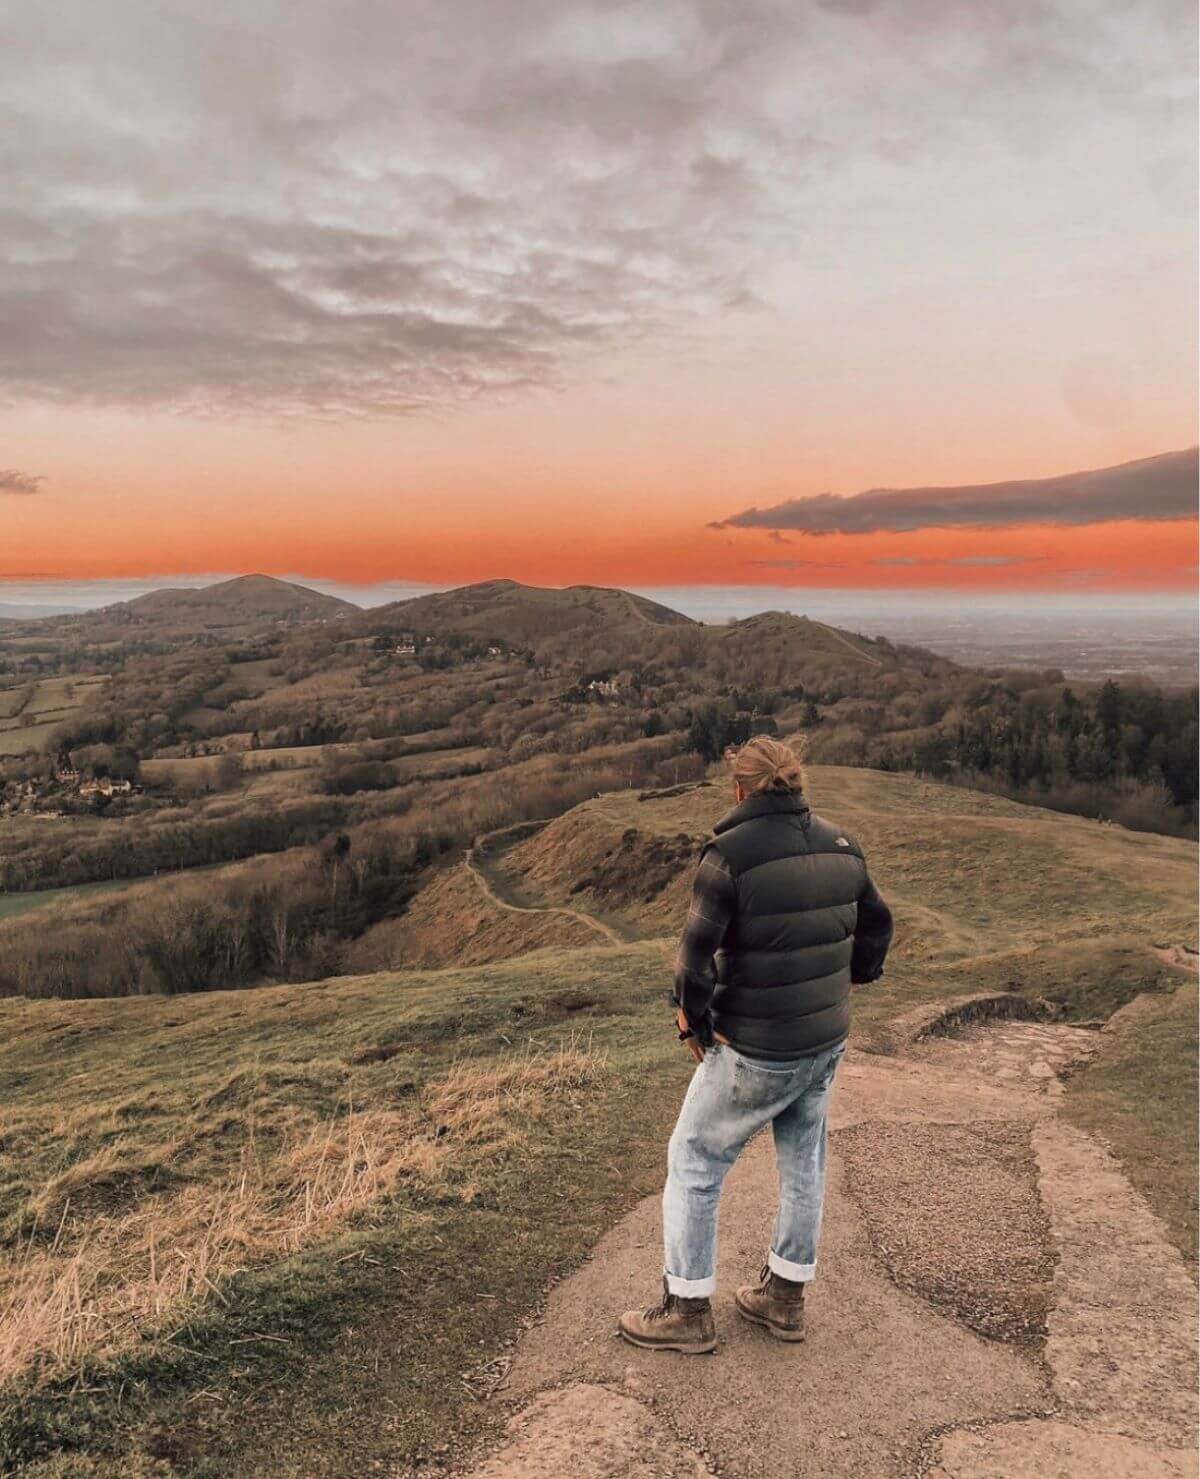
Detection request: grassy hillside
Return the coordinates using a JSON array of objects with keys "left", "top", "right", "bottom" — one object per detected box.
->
[
  {"left": 1063, "top": 982, "right": 1198, "bottom": 1261},
  {"left": 2, "top": 766, "right": 1194, "bottom": 1475},
  {"left": 3, "top": 578, "right": 1194, "bottom": 1017},
  {"left": 0, "top": 578, "right": 354, "bottom": 657},
  {"left": 454, "top": 766, "right": 1196, "bottom": 1012},
  {"left": 0, "top": 944, "right": 687, "bottom": 1476}
]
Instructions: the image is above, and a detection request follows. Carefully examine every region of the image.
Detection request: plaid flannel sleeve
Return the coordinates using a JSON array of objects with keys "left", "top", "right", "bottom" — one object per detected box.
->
[{"left": 672, "top": 848, "right": 736, "bottom": 1046}]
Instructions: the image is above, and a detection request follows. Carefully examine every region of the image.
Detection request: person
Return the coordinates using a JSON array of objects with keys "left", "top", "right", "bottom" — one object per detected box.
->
[{"left": 618, "top": 735, "right": 893, "bottom": 1353}]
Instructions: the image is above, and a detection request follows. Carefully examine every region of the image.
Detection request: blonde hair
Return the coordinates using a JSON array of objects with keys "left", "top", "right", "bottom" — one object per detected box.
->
[{"left": 729, "top": 734, "right": 807, "bottom": 796}]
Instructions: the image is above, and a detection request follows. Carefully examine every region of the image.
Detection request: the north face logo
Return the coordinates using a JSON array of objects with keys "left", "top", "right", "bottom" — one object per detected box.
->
[{"left": 836, "top": 837, "right": 850, "bottom": 846}]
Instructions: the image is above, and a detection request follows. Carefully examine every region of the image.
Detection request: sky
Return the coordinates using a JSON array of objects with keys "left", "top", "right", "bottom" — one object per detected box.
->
[{"left": 1, "top": 0, "right": 1196, "bottom": 597}]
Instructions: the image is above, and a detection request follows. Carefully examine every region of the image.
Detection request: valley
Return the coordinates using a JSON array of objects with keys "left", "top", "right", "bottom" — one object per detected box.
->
[{"left": 0, "top": 575, "right": 1195, "bottom": 1004}]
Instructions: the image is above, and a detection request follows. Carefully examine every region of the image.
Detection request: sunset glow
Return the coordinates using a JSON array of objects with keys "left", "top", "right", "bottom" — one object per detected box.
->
[{"left": 1, "top": 1, "right": 1196, "bottom": 595}]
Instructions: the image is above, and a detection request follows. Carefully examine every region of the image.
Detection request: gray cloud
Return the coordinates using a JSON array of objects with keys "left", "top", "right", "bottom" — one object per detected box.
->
[
  {"left": 716, "top": 449, "right": 1198, "bottom": 534},
  {"left": 0, "top": 0, "right": 1190, "bottom": 418},
  {"left": 0, "top": 1, "right": 810, "bottom": 417},
  {"left": 0, "top": 468, "right": 43, "bottom": 495}
]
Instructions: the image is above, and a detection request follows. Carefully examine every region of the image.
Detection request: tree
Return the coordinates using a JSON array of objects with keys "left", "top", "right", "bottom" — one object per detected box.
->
[
  {"left": 216, "top": 752, "right": 245, "bottom": 790},
  {"left": 1097, "top": 679, "right": 1122, "bottom": 739},
  {"left": 687, "top": 704, "right": 752, "bottom": 763}
]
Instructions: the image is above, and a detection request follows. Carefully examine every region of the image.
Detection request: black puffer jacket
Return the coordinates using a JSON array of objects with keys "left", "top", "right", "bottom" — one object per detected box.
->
[{"left": 706, "top": 790, "right": 893, "bottom": 1059}]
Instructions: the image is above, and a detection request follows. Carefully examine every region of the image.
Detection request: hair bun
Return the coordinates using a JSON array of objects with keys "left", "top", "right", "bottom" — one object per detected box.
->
[{"left": 730, "top": 735, "right": 807, "bottom": 797}]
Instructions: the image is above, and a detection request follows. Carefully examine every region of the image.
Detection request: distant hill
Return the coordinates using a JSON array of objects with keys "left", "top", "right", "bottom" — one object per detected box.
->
[
  {"left": 367, "top": 580, "right": 903, "bottom": 671},
  {"left": 0, "top": 575, "right": 356, "bottom": 649},
  {"left": 120, "top": 575, "right": 355, "bottom": 626},
  {"left": 717, "top": 609, "right": 889, "bottom": 668},
  {"left": 373, "top": 579, "right": 696, "bottom": 642}
]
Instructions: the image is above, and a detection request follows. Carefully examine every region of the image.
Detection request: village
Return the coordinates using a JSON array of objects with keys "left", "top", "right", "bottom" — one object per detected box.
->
[
  {"left": 0, "top": 754, "right": 142, "bottom": 818},
  {"left": 384, "top": 631, "right": 507, "bottom": 660}
]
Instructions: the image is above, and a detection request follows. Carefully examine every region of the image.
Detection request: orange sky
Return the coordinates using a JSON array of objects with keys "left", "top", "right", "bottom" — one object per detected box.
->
[
  {"left": 5, "top": 376, "right": 1196, "bottom": 592},
  {"left": 7, "top": 494, "right": 1195, "bottom": 594},
  {"left": 2, "top": 1, "right": 1195, "bottom": 595}
]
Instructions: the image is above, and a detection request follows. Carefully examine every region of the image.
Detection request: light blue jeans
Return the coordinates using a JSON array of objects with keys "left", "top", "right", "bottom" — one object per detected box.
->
[{"left": 662, "top": 1040, "right": 846, "bottom": 1297}]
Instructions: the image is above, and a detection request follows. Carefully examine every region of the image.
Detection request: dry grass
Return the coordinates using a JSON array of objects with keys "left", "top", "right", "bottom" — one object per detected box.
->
[{"left": 0, "top": 1038, "right": 604, "bottom": 1390}]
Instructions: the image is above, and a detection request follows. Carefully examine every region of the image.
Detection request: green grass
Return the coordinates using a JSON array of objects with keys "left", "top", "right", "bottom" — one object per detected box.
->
[
  {"left": 0, "top": 721, "right": 70, "bottom": 758},
  {"left": 0, "top": 878, "right": 137, "bottom": 924},
  {"left": 0, "top": 942, "right": 690, "bottom": 1477}
]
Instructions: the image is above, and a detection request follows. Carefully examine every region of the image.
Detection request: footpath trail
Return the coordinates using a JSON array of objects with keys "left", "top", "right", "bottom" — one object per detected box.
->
[
  {"left": 465, "top": 824, "right": 629, "bottom": 948},
  {"left": 811, "top": 621, "right": 884, "bottom": 667},
  {"left": 450, "top": 1019, "right": 1198, "bottom": 1479}
]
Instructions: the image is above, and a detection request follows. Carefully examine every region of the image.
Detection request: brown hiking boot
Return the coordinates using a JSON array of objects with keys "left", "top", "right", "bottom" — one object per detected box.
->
[
  {"left": 617, "top": 1277, "right": 716, "bottom": 1354},
  {"left": 735, "top": 1264, "right": 806, "bottom": 1341}
]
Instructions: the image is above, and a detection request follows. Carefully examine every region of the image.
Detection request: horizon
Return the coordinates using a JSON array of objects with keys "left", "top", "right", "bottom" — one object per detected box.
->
[
  {"left": 3, "top": 570, "right": 1198, "bottom": 618},
  {"left": 3, "top": 2, "right": 1197, "bottom": 595},
  {"left": 3, "top": 570, "right": 1196, "bottom": 686}
]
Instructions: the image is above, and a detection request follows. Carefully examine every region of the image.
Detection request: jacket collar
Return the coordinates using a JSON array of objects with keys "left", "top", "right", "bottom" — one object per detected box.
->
[{"left": 712, "top": 789, "right": 811, "bottom": 836}]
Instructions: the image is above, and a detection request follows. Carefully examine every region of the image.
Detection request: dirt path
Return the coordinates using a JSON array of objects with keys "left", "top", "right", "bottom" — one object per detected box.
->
[
  {"left": 812, "top": 621, "right": 884, "bottom": 667},
  {"left": 449, "top": 1022, "right": 1198, "bottom": 1479},
  {"left": 466, "top": 829, "right": 628, "bottom": 948},
  {"left": 1154, "top": 944, "right": 1199, "bottom": 974},
  {"left": 621, "top": 591, "right": 659, "bottom": 627}
]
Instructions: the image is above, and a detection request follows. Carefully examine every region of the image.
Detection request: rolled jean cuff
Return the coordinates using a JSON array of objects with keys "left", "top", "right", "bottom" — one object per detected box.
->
[
  {"left": 769, "top": 1249, "right": 816, "bottom": 1283},
  {"left": 664, "top": 1269, "right": 715, "bottom": 1298}
]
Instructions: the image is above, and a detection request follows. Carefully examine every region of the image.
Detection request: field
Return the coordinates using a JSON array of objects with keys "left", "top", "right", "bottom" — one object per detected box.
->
[
  {"left": 0, "top": 878, "right": 136, "bottom": 924},
  {"left": 139, "top": 742, "right": 496, "bottom": 789},
  {"left": 1, "top": 764, "right": 1194, "bottom": 1475},
  {"left": 0, "top": 676, "right": 107, "bottom": 756}
]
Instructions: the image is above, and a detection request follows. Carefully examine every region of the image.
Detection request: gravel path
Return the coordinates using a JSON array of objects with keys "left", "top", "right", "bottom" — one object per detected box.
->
[{"left": 447, "top": 1030, "right": 1197, "bottom": 1479}]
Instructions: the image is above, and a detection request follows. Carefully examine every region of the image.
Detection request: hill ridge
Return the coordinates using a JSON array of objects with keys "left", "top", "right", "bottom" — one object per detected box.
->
[{"left": 121, "top": 572, "right": 354, "bottom": 618}]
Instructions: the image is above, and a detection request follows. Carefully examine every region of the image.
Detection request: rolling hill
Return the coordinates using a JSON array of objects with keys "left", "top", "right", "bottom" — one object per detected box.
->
[
  {"left": 116, "top": 574, "right": 356, "bottom": 628},
  {"left": 0, "top": 576, "right": 356, "bottom": 656},
  {"left": 372, "top": 578, "right": 697, "bottom": 641}
]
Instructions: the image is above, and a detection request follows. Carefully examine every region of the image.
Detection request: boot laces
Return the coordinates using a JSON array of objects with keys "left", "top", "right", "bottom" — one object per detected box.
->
[{"left": 643, "top": 1279, "right": 677, "bottom": 1322}]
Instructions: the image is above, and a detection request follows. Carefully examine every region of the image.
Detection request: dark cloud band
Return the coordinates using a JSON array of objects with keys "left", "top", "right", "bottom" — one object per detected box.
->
[{"left": 715, "top": 449, "right": 1198, "bottom": 535}]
